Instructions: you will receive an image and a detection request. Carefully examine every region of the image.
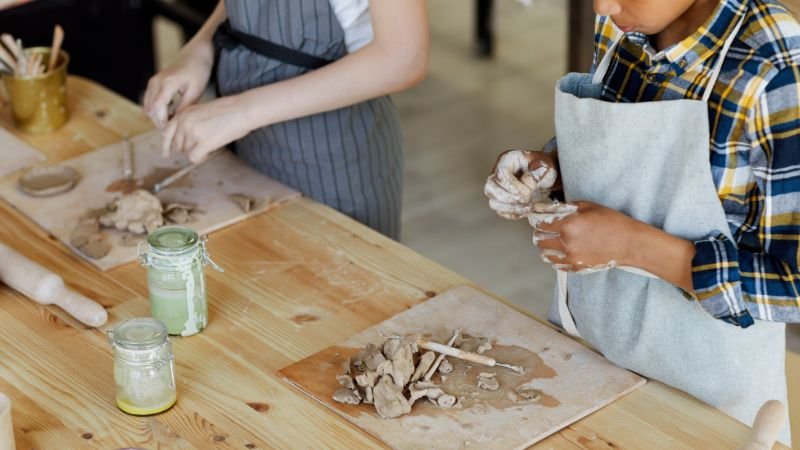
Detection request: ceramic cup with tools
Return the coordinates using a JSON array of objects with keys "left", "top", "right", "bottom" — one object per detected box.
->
[{"left": 2, "top": 48, "right": 69, "bottom": 134}]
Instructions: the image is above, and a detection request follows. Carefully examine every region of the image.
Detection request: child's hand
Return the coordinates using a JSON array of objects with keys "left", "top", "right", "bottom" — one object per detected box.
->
[
  {"left": 531, "top": 201, "right": 639, "bottom": 271},
  {"left": 143, "top": 48, "right": 214, "bottom": 129},
  {"left": 160, "top": 95, "right": 251, "bottom": 163},
  {"left": 485, "top": 150, "right": 560, "bottom": 220}
]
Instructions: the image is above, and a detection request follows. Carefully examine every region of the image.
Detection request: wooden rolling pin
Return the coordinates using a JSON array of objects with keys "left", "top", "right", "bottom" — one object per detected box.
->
[
  {"left": 0, "top": 243, "right": 107, "bottom": 327},
  {"left": 737, "top": 400, "right": 787, "bottom": 450},
  {"left": 0, "top": 392, "right": 13, "bottom": 450},
  {"left": 416, "top": 337, "right": 524, "bottom": 373}
]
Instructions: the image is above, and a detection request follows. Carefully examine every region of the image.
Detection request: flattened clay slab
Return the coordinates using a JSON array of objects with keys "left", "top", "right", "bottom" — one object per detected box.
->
[
  {"left": 18, "top": 165, "right": 80, "bottom": 197},
  {"left": 0, "top": 130, "right": 300, "bottom": 271},
  {"left": 280, "top": 286, "right": 646, "bottom": 450}
]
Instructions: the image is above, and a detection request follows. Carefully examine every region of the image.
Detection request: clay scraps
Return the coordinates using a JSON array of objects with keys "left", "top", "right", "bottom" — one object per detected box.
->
[
  {"left": 333, "top": 335, "right": 458, "bottom": 419},
  {"left": 70, "top": 189, "right": 202, "bottom": 259}
]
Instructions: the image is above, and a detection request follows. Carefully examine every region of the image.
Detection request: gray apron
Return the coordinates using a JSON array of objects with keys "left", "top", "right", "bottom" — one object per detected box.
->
[
  {"left": 216, "top": 0, "right": 404, "bottom": 239},
  {"left": 550, "top": 16, "right": 789, "bottom": 441}
]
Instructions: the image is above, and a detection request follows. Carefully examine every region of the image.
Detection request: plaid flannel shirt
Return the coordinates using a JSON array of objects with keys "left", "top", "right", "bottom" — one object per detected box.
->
[{"left": 591, "top": 0, "right": 800, "bottom": 326}]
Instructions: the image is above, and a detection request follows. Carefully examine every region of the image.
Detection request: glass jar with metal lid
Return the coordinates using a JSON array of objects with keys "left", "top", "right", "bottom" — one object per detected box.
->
[
  {"left": 107, "top": 318, "right": 176, "bottom": 415},
  {"left": 138, "top": 226, "right": 223, "bottom": 336}
]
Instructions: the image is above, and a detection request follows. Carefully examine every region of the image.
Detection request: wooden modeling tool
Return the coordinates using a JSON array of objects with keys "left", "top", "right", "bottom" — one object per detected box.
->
[
  {"left": 415, "top": 337, "right": 524, "bottom": 373},
  {"left": 0, "top": 44, "right": 15, "bottom": 74},
  {"left": 0, "top": 243, "right": 107, "bottom": 327},
  {"left": 47, "top": 25, "right": 64, "bottom": 72},
  {"left": 152, "top": 150, "right": 222, "bottom": 193},
  {"left": 0, "top": 35, "right": 21, "bottom": 75},
  {"left": 0, "top": 393, "right": 12, "bottom": 450},
  {"left": 737, "top": 400, "right": 787, "bottom": 450}
]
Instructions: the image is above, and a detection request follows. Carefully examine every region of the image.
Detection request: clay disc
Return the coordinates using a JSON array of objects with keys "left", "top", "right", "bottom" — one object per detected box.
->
[{"left": 19, "top": 165, "right": 81, "bottom": 197}]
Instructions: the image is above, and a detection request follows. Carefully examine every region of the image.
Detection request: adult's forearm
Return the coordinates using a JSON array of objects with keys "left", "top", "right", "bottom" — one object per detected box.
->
[{"left": 182, "top": 1, "right": 227, "bottom": 64}]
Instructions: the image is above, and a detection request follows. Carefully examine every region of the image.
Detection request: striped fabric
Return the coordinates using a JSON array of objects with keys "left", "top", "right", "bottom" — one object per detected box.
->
[
  {"left": 592, "top": 0, "right": 800, "bottom": 325},
  {"left": 217, "top": 0, "right": 404, "bottom": 239}
]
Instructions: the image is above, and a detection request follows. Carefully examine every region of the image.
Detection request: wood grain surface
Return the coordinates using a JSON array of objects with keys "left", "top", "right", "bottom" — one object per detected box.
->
[{"left": 0, "top": 77, "right": 788, "bottom": 449}]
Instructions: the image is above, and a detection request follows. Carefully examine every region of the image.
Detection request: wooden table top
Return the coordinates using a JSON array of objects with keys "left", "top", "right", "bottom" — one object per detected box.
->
[{"left": 0, "top": 77, "right": 785, "bottom": 449}]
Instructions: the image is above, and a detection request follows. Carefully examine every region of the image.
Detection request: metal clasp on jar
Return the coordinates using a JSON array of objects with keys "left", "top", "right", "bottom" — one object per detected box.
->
[
  {"left": 200, "top": 234, "right": 224, "bottom": 273},
  {"left": 137, "top": 240, "right": 151, "bottom": 267}
]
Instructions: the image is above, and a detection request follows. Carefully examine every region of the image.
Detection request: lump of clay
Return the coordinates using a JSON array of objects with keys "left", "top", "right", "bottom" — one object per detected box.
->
[
  {"left": 387, "top": 339, "right": 416, "bottom": 388},
  {"left": 411, "top": 351, "right": 435, "bottom": 383},
  {"left": 100, "top": 189, "right": 163, "bottom": 234},
  {"left": 476, "top": 372, "right": 499, "bottom": 391},
  {"left": 336, "top": 374, "right": 356, "bottom": 390},
  {"left": 458, "top": 335, "right": 492, "bottom": 354},
  {"left": 514, "top": 387, "right": 541, "bottom": 402},
  {"left": 230, "top": 193, "right": 256, "bottom": 213},
  {"left": 438, "top": 358, "right": 454, "bottom": 375},
  {"left": 352, "top": 343, "right": 386, "bottom": 372},
  {"left": 332, "top": 388, "right": 361, "bottom": 405},
  {"left": 19, "top": 165, "right": 80, "bottom": 197},
  {"left": 163, "top": 202, "right": 197, "bottom": 225},
  {"left": 372, "top": 375, "right": 410, "bottom": 419},
  {"left": 70, "top": 216, "right": 111, "bottom": 259},
  {"left": 434, "top": 394, "right": 457, "bottom": 408},
  {"left": 355, "top": 371, "right": 378, "bottom": 388}
]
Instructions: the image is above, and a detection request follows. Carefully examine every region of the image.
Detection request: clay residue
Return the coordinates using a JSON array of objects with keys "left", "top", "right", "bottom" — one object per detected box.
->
[
  {"left": 105, "top": 167, "right": 193, "bottom": 193},
  {"left": 230, "top": 193, "right": 257, "bottom": 213},
  {"left": 100, "top": 190, "right": 163, "bottom": 234},
  {"left": 19, "top": 165, "right": 80, "bottom": 197}
]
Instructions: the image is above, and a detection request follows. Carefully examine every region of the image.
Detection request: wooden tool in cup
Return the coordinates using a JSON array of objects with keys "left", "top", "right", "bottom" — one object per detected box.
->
[{"left": 47, "top": 25, "right": 64, "bottom": 73}]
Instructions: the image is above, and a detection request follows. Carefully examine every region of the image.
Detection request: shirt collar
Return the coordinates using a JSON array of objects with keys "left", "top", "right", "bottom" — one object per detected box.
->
[{"left": 619, "top": 0, "right": 748, "bottom": 71}]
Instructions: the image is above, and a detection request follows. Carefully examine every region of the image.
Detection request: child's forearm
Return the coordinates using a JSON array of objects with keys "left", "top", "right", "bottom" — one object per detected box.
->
[{"left": 624, "top": 222, "right": 696, "bottom": 292}]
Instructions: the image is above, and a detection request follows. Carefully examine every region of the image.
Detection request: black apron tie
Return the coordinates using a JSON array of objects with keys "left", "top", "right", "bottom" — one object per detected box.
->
[{"left": 213, "top": 20, "right": 334, "bottom": 70}]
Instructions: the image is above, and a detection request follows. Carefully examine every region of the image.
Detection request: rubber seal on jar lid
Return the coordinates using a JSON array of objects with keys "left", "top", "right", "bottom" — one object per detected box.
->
[
  {"left": 146, "top": 226, "right": 199, "bottom": 253},
  {"left": 110, "top": 318, "right": 168, "bottom": 350}
]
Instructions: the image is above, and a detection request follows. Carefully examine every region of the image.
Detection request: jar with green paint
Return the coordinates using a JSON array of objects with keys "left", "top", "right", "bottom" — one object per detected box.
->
[{"left": 138, "top": 226, "right": 223, "bottom": 336}]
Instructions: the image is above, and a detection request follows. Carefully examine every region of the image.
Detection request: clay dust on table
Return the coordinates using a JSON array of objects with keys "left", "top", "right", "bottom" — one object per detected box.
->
[{"left": 105, "top": 167, "right": 192, "bottom": 194}]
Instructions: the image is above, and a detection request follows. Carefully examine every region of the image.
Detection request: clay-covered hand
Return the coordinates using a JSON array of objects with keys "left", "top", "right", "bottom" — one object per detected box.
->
[
  {"left": 160, "top": 95, "right": 251, "bottom": 163},
  {"left": 484, "top": 150, "right": 559, "bottom": 220},
  {"left": 143, "top": 47, "right": 214, "bottom": 129},
  {"left": 531, "top": 201, "right": 640, "bottom": 273}
]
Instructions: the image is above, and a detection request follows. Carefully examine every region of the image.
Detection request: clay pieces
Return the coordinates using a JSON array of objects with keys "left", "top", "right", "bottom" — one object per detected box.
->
[
  {"left": 18, "top": 165, "right": 80, "bottom": 197},
  {"left": 99, "top": 189, "right": 163, "bottom": 234},
  {"left": 333, "top": 335, "right": 457, "bottom": 419},
  {"left": 230, "top": 193, "right": 256, "bottom": 213},
  {"left": 69, "top": 208, "right": 112, "bottom": 259},
  {"left": 476, "top": 372, "right": 499, "bottom": 391}
]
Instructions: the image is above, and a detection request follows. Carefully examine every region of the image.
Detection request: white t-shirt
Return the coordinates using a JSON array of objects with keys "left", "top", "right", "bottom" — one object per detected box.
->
[{"left": 329, "top": 0, "right": 374, "bottom": 52}]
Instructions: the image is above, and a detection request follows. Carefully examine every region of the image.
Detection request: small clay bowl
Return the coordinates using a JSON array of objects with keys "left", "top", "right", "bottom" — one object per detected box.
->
[{"left": 18, "top": 164, "right": 81, "bottom": 197}]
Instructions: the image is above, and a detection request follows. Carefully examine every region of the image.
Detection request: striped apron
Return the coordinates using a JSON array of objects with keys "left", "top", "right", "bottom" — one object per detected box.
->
[{"left": 216, "top": 0, "right": 404, "bottom": 239}]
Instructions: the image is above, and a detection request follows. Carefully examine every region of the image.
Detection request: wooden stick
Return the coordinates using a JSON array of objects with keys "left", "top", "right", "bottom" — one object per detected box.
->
[
  {"left": 0, "top": 243, "right": 107, "bottom": 327},
  {"left": 423, "top": 328, "right": 460, "bottom": 381},
  {"left": 152, "top": 150, "right": 223, "bottom": 193},
  {"left": 0, "top": 44, "right": 16, "bottom": 74},
  {"left": 47, "top": 25, "right": 64, "bottom": 72},
  {"left": 0, "top": 35, "right": 21, "bottom": 75},
  {"left": 737, "top": 400, "right": 787, "bottom": 450},
  {"left": 0, "top": 392, "right": 13, "bottom": 450},
  {"left": 416, "top": 337, "right": 523, "bottom": 373}
]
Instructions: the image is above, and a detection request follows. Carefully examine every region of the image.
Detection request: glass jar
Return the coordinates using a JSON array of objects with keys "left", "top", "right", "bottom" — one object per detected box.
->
[
  {"left": 108, "top": 318, "right": 176, "bottom": 415},
  {"left": 138, "top": 226, "right": 223, "bottom": 336}
]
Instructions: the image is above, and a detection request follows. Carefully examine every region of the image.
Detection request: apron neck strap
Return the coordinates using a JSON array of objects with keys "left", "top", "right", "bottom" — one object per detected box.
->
[{"left": 590, "top": 12, "right": 747, "bottom": 103}]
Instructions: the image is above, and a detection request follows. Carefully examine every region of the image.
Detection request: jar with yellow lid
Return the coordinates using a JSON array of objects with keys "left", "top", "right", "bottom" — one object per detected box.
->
[
  {"left": 107, "top": 318, "right": 176, "bottom": 415},
  {"left": 138, "top": 226, "right": 223, "bottom": 336}
]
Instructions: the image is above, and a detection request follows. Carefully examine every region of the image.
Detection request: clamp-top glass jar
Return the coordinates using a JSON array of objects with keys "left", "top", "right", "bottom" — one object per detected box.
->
[
  {"left": 138, "top": 226, "right": 223, "bottom": 336},
  {"left": 108, "top": 318, "right": 176, "bottom": 415}
]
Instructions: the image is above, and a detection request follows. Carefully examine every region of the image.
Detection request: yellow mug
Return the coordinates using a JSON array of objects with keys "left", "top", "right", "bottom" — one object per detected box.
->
[{"left": 3, "top": 48, "right": 69, "bottom": 134}]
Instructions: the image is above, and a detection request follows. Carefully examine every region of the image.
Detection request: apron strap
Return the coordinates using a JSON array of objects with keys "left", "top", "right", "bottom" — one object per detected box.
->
[
  {"left": 701, "top": 12, "right": 746, "bottom": 102},
  {"left": 213, "top": 20, "right": 334, "bottom": 70},
  {"left": 591, "top": 11, "right": 747, "bottom": 98}
]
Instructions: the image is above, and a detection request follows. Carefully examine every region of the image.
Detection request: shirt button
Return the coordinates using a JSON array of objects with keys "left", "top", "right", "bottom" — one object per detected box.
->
[
  {"left": 644, "top": 72, "right": 657, "bottom": 83},
  {"left": 678, "top": 58, "right": 688, "bottom": 68}
]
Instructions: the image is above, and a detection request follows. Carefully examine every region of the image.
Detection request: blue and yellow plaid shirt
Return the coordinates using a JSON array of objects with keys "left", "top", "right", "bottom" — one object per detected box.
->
[{"left": 592, "top": 0, "right": 800, "bottom": 326}]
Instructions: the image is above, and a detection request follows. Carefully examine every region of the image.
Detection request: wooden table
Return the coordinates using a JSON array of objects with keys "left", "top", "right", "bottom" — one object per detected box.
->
[{"left": 0, "top": 77, "right": 786, "bottom": 449}]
